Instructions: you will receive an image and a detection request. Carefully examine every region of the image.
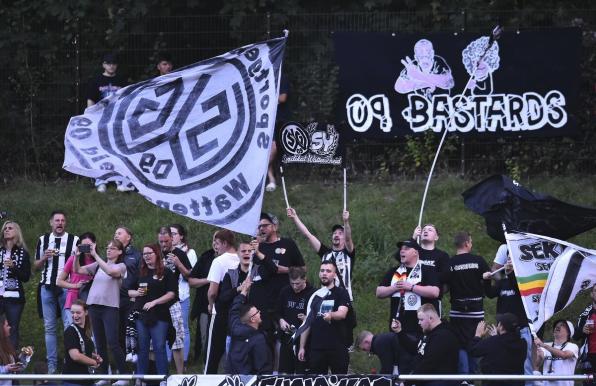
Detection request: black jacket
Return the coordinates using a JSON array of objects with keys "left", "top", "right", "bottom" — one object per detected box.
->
[
  {"left": 226, "top": 294, "right": 272, "bottom": 374},
  {"left": 469, "top": 332, "right": 526, "bottom": 375},
  {"left": 371, "top": 332, "right": 401, "bottom": 374},
  {"left": 399, "top": 322, "right": 459, "bottom": 375}
]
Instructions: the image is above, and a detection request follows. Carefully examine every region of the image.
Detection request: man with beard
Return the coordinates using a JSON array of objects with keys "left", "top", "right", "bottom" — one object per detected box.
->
[
  {"left": 157, "top": 227, "right": 192, "bottom": 374},
  {"left": 286, "top": 207, "right": 355, "bottom": 301},
  {"left": 297, "top": 261, "right": 352, "bottom": 374},
  {"left": 257, "top": 212, "right": 305, "bottom": 339},
  {"left": 376, "top": 238, "right": 440, "bottom": 375},
  {"left": 34, "top": 210, "right": 79, "bottom": 374}
]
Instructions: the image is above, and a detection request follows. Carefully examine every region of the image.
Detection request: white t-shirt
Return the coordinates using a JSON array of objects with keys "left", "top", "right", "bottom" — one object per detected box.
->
[
  {"left": 206, "top": 252, "right": 240, "bottom": 284},
  {"left": 494, "top": 244, "right": 509, "bottom": 266},
  {"left": 539, "top": 341, "right": 579, "bottom": 386}
]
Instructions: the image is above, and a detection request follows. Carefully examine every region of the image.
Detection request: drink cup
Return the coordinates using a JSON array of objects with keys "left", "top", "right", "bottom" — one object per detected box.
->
[
  {"left": 586, "top": 319, "right": 594, "bottom": 332},
  {"left": 139, "top": 282, "right": 148, "bottom": 296}
]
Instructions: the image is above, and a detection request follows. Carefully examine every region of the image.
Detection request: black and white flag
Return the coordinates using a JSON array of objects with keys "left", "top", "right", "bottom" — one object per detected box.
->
[
  {"left": 506, "top": 231, "right": 596, "bottom": 331},
  {"left": 63, "top": 37, "right": 286, "bottom": 235}
]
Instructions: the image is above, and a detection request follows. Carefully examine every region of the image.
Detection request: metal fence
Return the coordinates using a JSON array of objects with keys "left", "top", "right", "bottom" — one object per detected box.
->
[{"left": 3, "top": 9, "right": 595, "bottom": 179}]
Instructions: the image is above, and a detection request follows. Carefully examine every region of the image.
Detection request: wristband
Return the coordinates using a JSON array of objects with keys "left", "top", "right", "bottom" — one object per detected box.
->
[{"left": 411, "top": 284, "right": 416, "bottom": 292}]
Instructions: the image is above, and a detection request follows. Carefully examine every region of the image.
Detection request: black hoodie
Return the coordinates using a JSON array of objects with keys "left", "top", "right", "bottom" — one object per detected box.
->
[{"left": 469, "top": 331, "right": 527, "bottom": 377}]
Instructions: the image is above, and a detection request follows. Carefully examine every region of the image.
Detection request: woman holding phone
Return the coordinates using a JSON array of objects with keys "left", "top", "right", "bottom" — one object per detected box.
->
[
  {"left": 73, "top": 239, "right": 128, "bottom": 383},
  {"left": 63, "top": 299, "right": 103, "bottom": 386},
  {"left": 129, "top": 243, "right": 176, "bottom": 377},
  {"left": 57, "top": 232, "right": 97, "bottom": 318}
]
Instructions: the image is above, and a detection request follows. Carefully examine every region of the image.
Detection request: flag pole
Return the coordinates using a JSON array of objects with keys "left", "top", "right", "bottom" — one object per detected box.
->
[
  {"left": 417, "top": 26, "right": 503, "bottom": 230},
  {"left": 280, "top": 165, "right": 290, "bottom": 208},
  {"left": 343, "top": 168, "right": 347, "bottom": 212}
]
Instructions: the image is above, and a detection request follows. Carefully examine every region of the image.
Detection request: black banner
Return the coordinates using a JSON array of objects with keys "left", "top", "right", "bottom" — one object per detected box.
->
[
  {"left": 279, "top": 122, "right": 345, "bottom": 166},
  {"left": 333, "top": 28, "right": 581, "bottom": 139}
]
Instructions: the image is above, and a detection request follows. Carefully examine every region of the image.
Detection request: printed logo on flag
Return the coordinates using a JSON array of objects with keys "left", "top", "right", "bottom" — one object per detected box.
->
[
  {"left": 64, "top": 38, "right": 286, "bottom": 235},
  {"left": 280, "top": 122, "right": 343, "bottom": 165}
]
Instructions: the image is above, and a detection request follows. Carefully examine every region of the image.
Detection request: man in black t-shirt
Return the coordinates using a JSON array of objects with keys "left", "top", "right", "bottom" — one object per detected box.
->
[
  {"left": 257, "top": 212, "right": 305, "bottom": 308},
  {"left": 85, "top": 52, "right": 131, "bottom": 193},
  {"left": 287, "top": 207, "right": 355, "bottom": 301},
  {"left": 189, "top": 236, "right": 215, "bottom": 363},
  {"left": 276, "top": 266, "right": 315, "bottom": 374},
  {"left": 356, "top": 330, "right": 400, "bottom": 374},
  {"left": 448, "top": 231, "right": 491, "bottom": 375},
  {"left": 413, "top": 224, "right": 450, "bottom": 296},
  {"left": 297, "top": 261, "right": 351, "bottom": 374}
]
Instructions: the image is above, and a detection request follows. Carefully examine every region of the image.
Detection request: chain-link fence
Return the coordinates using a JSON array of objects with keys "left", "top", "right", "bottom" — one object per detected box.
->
[{"left": 3, "top": 9, "right": 594, "bottom": 180}]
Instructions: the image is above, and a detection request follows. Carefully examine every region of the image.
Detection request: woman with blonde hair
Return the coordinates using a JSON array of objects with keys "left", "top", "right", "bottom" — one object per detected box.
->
[{"left": 0, "top": 221, "right": 31, "bottom": 348}]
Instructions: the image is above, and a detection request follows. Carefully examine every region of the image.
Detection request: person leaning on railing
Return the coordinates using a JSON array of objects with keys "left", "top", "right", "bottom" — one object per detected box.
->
[{"left": 62, "top": 300, "right": 103, "bottom": 386}]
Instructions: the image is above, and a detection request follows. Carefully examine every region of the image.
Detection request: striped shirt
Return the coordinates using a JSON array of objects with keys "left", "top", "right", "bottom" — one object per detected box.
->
[{"left": 35, "top": 232, "right": 79, "bottom": 286}]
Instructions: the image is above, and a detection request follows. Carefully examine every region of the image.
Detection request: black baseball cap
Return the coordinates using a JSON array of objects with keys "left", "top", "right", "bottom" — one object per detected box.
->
[
  {"left": 260, "top": 212, "right": 279, "bottom": 225},
  {"left": 396, "top": 238, "right": 422, "bottom": 252},
  {"left": 102, "top": 53, "right": 118, "bottom": 64},
  {"left": 331, "top": 224, "right": 344, "bottom": 233}
]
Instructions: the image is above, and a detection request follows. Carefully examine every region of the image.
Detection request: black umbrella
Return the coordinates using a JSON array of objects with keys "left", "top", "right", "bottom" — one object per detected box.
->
[{"left": 462, "top": 175, "right": 596, "bottom": 242}]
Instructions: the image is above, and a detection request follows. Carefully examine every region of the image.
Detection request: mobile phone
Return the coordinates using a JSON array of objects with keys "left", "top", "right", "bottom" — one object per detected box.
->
[{"left": 79, "top": 244, "right": 91, "bottom": 253}]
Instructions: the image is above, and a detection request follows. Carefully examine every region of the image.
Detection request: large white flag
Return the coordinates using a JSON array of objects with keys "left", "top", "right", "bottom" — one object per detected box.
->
[
  {"left": 506, "top": 231, "right": 596, "bottom": 331},
  {"left": 63, "top": 37, "right": 286, "bottom": 235}
]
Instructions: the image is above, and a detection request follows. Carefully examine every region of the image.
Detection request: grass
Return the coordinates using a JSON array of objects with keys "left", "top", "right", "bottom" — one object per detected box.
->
[{"left": 2, "top": 173, "right": 596, "bottom": 374}]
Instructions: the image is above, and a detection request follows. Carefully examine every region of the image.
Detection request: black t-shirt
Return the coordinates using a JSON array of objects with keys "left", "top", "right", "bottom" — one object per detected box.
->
[
  {"left": 309, "top": 286, "right": 351, "bottom": 350},
  {"left": 135, "top": 268, "right": 178, "bottom": 321},
  {"left": 319, "top": 244, "right": 355, "bottom": 300},
  {"left": 85, "top": 74, "right": 127, "bottom": 104},
  {"left": 448, "top": 252, "right": 490, "bottom": 313},
  {"left": 163, "top": 248, "right": 192, "bottom": 286},
  {"left": 485, "top": 273, "right": 528, "bottom": 328},
  {"left": 120, "top": 245, "right": 141, "bottom": 298},
  {"left": 276, "top": 283, "right": 315, "bottom": 328},
  {"left": 259, "top": 237, "right": 305, "bottom": 307},
  {"left": 63, "top": 324, "right": 95, "bottom": 383},
  {"left": 419, "top": 247, "right": 450, "bottom": 286},
  {"left": 190, "top": 248, "right": 215, "bottom": 316},
  {"left": 379, "top": 264, "right": 440, "bottom": 333}
]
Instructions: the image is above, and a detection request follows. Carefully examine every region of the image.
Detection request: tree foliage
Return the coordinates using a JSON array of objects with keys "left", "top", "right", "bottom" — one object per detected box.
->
[{"left": 0, "top": 0, "right": 593, "bottom": 179}]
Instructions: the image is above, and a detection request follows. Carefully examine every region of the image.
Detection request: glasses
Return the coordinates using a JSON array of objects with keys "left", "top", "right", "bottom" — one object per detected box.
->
[
  {"left": 142, "top": 252, "right": 155, "bottom": 257},
  {"left": 257, "top": 223, "right": 272, "bottom": 229},
  {"left": 106, "top": 247, "right": 118, "bottom": 251},
  {"left": 249, "top": 309, "right": 261, "bottom": 318},
  {"left": 171, "top": 231, "right": 179, "bottom": 235}
]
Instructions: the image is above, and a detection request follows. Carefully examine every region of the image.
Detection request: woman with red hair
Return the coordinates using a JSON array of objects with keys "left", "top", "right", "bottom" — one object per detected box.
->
[{"left": 129, "top": 243, "right": 176, "bottom": 377}]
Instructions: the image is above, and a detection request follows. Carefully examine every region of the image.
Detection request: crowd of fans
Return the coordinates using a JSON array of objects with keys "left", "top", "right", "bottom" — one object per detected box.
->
[{"left": 0, "top": 206, "right": 593, "bottom": 386}]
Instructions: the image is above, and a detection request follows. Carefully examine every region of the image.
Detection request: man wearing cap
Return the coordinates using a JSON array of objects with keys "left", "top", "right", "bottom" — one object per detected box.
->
[
  {"left": 448, "top": 231, "right": 491, "bottom": 375},
  {"left": 85, "top": 52, "right": 131, "bottom": 193},
  {"left": 256, "top": 212, "right": 305, "bottom": 357},
  {"left": 287, "top": 207, "right": 355, "bottom": 301},
  {"left": 469, "top": 314, "right": 527, "bottom": 385},
  {"left": 376, "top": 238, "right": 440, "bottom": 373}
]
